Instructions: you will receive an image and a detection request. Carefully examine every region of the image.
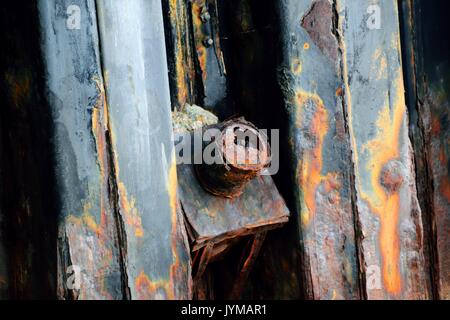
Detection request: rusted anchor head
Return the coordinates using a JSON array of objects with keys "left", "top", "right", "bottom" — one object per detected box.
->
[{"left": 194, "top": 118, "right": 271, "bottom": 198}]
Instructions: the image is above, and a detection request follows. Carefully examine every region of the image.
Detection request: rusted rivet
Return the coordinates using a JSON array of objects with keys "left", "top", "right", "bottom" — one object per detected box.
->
[
  {"left": 194, "top": 118, "right": 271, "bottom": 198},
  {"left": 203, "top": 37, "right": 214, "bottom": 47},
  {"left": 327, "top": 191, "right": 339, "bottom": 204},
  {"left": 380, "top": 160, "right": 405, "bottom": 193}
]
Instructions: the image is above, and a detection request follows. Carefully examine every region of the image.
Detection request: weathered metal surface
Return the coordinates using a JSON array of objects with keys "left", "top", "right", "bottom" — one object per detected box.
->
[
  {"left": 0, "top": 118, "right": 7, "bottom": 299},
  {"left": 219, "top": 0, "right": 303, "bottom": 299},
  {"left": 337, "top": 0, "right": 429, "bottom": 299},
  {"left": 96, "top": 0, "right": 191, "bottom": 299},
  {"left": 224, "top": 0, "right": 274, "bottom": 125},
  {"left": 195, "top": 119, "right": 270, "bottom": 198},
  {"left": 0, "top": 1, "right": 57, "bottom": 299},
  {"left": 0, "top": 0, "right": 447, "bottom": 301},
  {"left": 162, "top": 0, "right": 197, "bottom": 110},
  {"left": 229, "top": 232, "right": 267, "bottom": 299},
  {"left": 178, "top": 162, "right": 289, "bottom": 251},
  {"left": 400, "top": 0, "right": 450, "bottom": 299},
  {"left": 163, "top": 0, "right": 233, "bottom": 119},
  {"left": 275, "top": 0, "right": 361, "bottom": 299},
  {"left": 190, "top": 0, "right": 229, "bottom": 118},
  {"left": 37, "top": 0, "right": 125, "bottom": 299}
]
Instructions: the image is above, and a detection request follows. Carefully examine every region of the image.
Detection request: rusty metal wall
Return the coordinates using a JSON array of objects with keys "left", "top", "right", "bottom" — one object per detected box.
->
[
  {"left": 162, "top": 0, "right": 234, "bottom": 119},
  {"left": 338, "top": 0, "right": 429, "bottom": 299},
  {"left": 0, "top": 0, "right": 191, "bottom": 300},
  {"left": 96, "top": 0, "right": 191, "bottom": 299},
  {"left": 215, "top": 0, "right": 433, "bottom": 300},
  {"left": 401, "top": 0, "right": 450, "bottom": 300},
  {"left": 166, "top": 0, "right": 438, "bottom": 300},
  {"left": 37, "top": 0, "right": 125, "bottom": 299},
  {"left": 0, "top": 0, "right": 448, "bottom": 300},
  {"left": 274, "top": 0, "right": 361, "bottom": 300},
  {"left": 0, "top": 1, "right": 57, "bottom": 299},
  {"left": 0, "top": 115, "right": 7, "bottom": 299}
]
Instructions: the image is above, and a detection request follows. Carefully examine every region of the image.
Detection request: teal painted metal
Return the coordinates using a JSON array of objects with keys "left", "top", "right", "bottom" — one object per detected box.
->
[
  {"left": 96, "top": 0, "right": 191, "bottom": 299},
  {"left": 338, "top": 0, "right": 429, "bottom": 299},
  {"left": 274, "top": 0, "right": 361, "bottom": 299},
  {"left": 37, "top": 0, "right": 125, "bottom": 299}
]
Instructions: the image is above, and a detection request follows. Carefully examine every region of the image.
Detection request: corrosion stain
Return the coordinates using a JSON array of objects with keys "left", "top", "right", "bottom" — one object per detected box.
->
[
  {"left": 117, "top": 182, "right": 144, "bottom": 238},
  {"left": 107, "top": 132, "right": 145, "bottom": 238},
  {"left": 102, "top": 82, "right": 144, "bottom": 238},
  {"left": 133, "top": 156, "right": 182, "bottom": 299},
  {"left": 132, "top": 153, "right": 186, "bottom": 299},
  {"left": 4, "top": 71, "right": 31, "bottom": 109},
  {"left": 431, "top": 115, "right": 441, "bottom": 136},
  {"left": 62, "top": 77, "right": 119, "bottom": 299},
  {"left": 440, "top": 177, "right": 450, "bottom": 203},
  {"left": 372, "top": 48, "right": 388, "bottom": 80},
  {"left": 360, "top": 72, "right": 406, "bottom": 295},
  {"left": 323, "top": 173, "right": 341, "bottom": 205},
  {"left": 294, "top": 90, "right": 329, "bottom": 226},
  {"left": 192, "top": 0, "right": 208, "bottom": 82},
  {"left": 90, "top": 77, "right": 113, "bottom": 237},
  {"left": 169, "top": 0, "right": 190, "bottom": 106},
  {"left": 168, "top": 154, "right": 185, "bottom": 297},
  {"left": 439, "top": 146, "right": 446, "bottom": 165},
  {"left": 380, "top": 160, "right": 404, "bottom": 194},
  {"left": 291, "top": 58, "right": 303, "bottom": 75},
  {"left": 300, "top": 0, "right": 338, "bottom": 61},
  {"left": 135, "top": 270, "right": 174, "bottom": 300}
]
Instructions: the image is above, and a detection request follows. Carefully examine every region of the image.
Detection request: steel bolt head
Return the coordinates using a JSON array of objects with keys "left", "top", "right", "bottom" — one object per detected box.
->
[
  {"left": 203, "top": 37, "right": 214, "bottom": 47},
  {"left": 201, "top": 11, "right": 211, "bottom": 23}
]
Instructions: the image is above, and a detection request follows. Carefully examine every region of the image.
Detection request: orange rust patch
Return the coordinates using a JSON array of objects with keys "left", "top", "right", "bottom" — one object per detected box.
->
[
  {"left": 61, "top": 77, "right": 118, "bottom": 299},
  {"left": 323, "top": 173, "right": 341, "bottom": 205},
  {"left": 192, "top": 0, "right": 208, "bottom": 82},
  {"left": 168, "top": 153, "right": 178, "bottom": 221},
  {"left": 108, "top": 133, "right": 144, "bottom": 238},
  {"left": 170, "top": 0, "right": 189, "bottom": 107},
  {"left": 167, "top": 153, "right": 187, "bottom": 297},
  {"left": 117, "top": 183, "right": 144, "bottom": 238},
  {"left": 91, "top": 77, "right": 112, "bottom": 236},
  {"left": 360, "top": 72, "right": 406, "bottom": 295},
  {"left": 135, "top": 270, "right": 174, "bottom": 300},
  {"left": 440, "top": 177, "right": 450, "bottom": 203},
  {"left": 98, "top": 74, "right": 145, "bottom": 239},
  {"left": 323, "top": 173, "right": 341, "bottom": 193},
  {"left": 294, "top": 90, "right": 329, "bottom": 226},
  {"left": 66, "top": 204, "right": 114, "bottom": 300}
]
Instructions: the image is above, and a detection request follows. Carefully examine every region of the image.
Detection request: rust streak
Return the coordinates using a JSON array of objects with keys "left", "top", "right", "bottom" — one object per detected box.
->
[
  {"left": 295, "top": 90, "right": 329, "bottom": 226},
  {"left": 192, "top": 0, "right": 208, "bottom": 82},
  {"left": 169, "top": 0, "right": 189, "bottom": 107},
  {"left": 360, "top": 72, "right": 406, "bottom": 295}
]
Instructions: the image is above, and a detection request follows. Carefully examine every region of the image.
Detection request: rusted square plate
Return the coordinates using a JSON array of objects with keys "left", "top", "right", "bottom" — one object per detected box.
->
[{"left": 177, "top": 163, "right": 290, "bottom": 251}]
